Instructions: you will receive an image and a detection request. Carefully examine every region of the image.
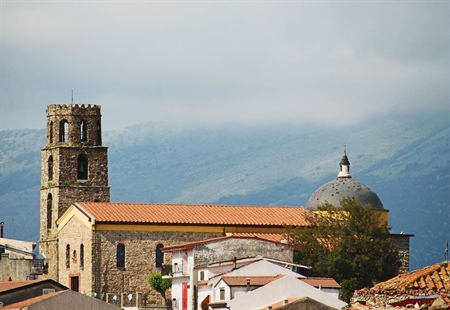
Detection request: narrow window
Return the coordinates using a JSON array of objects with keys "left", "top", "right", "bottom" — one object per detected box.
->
[
  {"left": 96, "top": 121, "right": 102, "bottom": 145},
  {"left": 66, "top": 245, "right": 70, "bottom": 269},
  {"left": 80, "top": 244, "right": 84, "bottom": 268},
  {"left": 117, "top": 243, "right": 125, "bottom": 268},
  {"left": 48, "top": 156, "right": 53, "bottom": 181},
  {"left": 156, "top": 243, "right": 164, "bottom": 267},
  {"left": 219, "top": 287, "right": 225, "bottom": 300},
  {"left": 80, "top": 120, "right": 87, "bottom": 142},
  {"left": 49, "top": 121, "right": 53, "bottom": 143},
  {"left": 199, "top": 271, "right": 205, "bottom": 281},
  {"left": 77, "top": 155, "right": 88, "bottom": 180},
  {"left": 46, "top": 194, "right": 52, "bottom": 229},
  {"left": 59, "top": 120, "right": 69, "bottom": 142}
]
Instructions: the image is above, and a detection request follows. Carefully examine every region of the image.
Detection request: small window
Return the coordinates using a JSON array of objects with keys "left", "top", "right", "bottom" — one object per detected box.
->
[
  {"left": 48, "top": 156, "right": 53, "bottom": 181},
  {"left": 77, "top": 155, "right": 88, "bottom": 180},
  {"left": 43, "top": 288, "right": 55, "bottom": 294},
  {"left": 156, "top": 244, "right": 164, "bottom": 268},
  {"left": 66, "top": 245, "right": 70, "bottom": 269},
  {"left": 80, "top": 120, "right": 87, "bottom": 142},
  {"left": 199, "top": 271, "right": 205, "bottom": 281},
  {"left": 47, "top": 194, "right": 53, "bottom": 229},
  {"left": 219, "top": 287, "right": 225, "bottom": 300},
  {"left": 96, "top": 121, "right": 102, "bottom": 145},
  {"left": 59, "top": 120, "right": 69, "bottom": 142},
  {"left": 49, "top": 121, "right": 53, "bottom": 144},
  {"left": 117, "top": 243, "right": 125, "bottom": 268},
  {"left": 80, "top": 244, "right": 84, "bottom": 268}
]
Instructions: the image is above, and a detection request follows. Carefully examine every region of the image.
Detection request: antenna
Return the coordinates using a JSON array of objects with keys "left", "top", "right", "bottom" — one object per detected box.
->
[
  {"left": 71, "top": 90, "right": 74, "bottom": 104},
  {"left": 445, "top": 239, "right": 449, "bottom": 261}
]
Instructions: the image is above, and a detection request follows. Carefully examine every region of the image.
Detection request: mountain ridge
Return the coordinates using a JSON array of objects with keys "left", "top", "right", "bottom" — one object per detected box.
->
[{"left": 0, "top": 108, "right": 448, "bottom": 270}]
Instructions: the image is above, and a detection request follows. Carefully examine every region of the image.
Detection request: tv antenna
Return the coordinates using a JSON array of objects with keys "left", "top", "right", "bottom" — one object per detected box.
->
[{"left": 71, "top": 90, "right": 74, "bottom": 104}]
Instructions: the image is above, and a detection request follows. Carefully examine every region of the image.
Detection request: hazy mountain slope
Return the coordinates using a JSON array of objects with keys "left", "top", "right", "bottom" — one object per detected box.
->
[{"left": 0, "top": 109, "right": 448, "bottom": 271}]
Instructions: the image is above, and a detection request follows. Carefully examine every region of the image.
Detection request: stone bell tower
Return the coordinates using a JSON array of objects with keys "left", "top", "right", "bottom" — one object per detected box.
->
[{"left": 39, "top": 104, "right": 110, "bottom": 280}]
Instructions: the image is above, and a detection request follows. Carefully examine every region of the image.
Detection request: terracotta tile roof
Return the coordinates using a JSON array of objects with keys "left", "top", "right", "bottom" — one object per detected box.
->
[
  {"left": 75, "top": 202, "right": 309, "bottom": 226},
  {"left": 220, "top": 274, "right": 285, "bottom": 286},
  {"left": 300, "top": 277, "right": 341, "bottom": 289},
  {"left": 162, "top": 234, "right": 291, "bottom": 252},
  {"left": 0, "top": 279, "right": 46, "bottom": 292},
  {"left": 261, "top": 297, "right": 302, "bottom": 310},
  {"left": 369, "top": 261, "right": 450, "bottom": 294},
  {"left": 229, "top": 233, "right": 288, "bottom": 243},
  {"left": 2, "top": 291, "right": 64, "bottom": 309}
]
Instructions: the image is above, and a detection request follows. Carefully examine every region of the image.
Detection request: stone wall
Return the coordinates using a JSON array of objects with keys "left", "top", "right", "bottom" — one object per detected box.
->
[
  {"left": 93, "top": 230, "right": 221, "bottom": 306},
  {"left": 0, "top": 253, "right": 33, "bottom": 281},
  {"left": 194, "top": 238, "right": 293, "bottom": 265},
  {"left": 389, "top": 234, "right": 411, "bottom": 273},
  {"left": 57, "top": 215, "right": 93, "bottom": 295}
]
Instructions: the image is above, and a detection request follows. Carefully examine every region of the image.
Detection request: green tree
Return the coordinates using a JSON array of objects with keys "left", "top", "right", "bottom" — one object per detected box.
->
[
  {"left": 147, "top": 273, "right": 172, "bottom": 306},
  {"left": 289, "top": 197, "right": 400, "bottom": 302}
]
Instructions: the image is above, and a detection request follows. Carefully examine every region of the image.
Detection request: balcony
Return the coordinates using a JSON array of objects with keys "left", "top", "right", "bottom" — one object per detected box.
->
[
  {"left": 161, "top": 262, "right": 189, "bottom": 278},
  {"left": 30, "top": 258, "right": 47, "bottom": 275}
]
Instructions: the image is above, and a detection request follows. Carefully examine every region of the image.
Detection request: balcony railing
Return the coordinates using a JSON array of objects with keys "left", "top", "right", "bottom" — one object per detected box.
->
[
  {"left": 161, "top": 262, "right": 189, "bottom": 277},
  {"left": 30, "top": 259, "right": 47, "bottom": 275}
]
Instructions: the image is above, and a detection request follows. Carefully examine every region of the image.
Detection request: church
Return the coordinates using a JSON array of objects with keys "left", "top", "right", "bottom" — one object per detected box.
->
[{"left": 39, "top": 104, "right": 411, "bottom": 305}]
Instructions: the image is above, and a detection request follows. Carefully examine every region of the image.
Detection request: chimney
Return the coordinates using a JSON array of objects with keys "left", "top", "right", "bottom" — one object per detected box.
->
[
  {"left": 246, "top": 278, "right": 250, "bottom": 292},
  {"left": 0, "top": 222, "right": 4, "bottom": 238},
  {"left": 284, "top": 299, "right": 288, "bottom": 305}
]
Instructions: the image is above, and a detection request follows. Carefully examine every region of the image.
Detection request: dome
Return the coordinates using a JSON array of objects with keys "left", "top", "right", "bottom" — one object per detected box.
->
[{"left": 305, "top": 151, "right": 384, "bottom": 210}]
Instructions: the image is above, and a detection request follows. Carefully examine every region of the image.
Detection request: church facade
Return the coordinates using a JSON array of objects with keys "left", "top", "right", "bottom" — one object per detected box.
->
[{"left": 39, "top": 104, "right": 411, "bottom": 306}]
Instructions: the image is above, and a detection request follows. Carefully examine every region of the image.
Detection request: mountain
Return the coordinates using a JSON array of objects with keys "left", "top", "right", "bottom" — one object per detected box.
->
[{"left": 0, "top": 108, "right": 448, "bottom": 270}]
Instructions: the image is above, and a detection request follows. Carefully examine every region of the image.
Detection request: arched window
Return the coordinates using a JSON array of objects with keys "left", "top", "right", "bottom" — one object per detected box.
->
[
  {"left": 80, "top": 244, "right": 84, "bottom": 268},
  {"left": 48, "top": 156, "right": 53, "bottom": 181},
  {"left": 49, "top": 121, "right": 53, "bottom": 143},
  {"left": 117, "top": 243, "right": 125, "bottom": 268},
  {"left": 80, "top": 120, "right": 87, "bottom": 142},
  {"left": 66, "top": 244, "right": 70, "bottom": 269},
  {"left": 156, "top": 244, "right": 164, "bottom": 267},
  {"left": 77, "top": 155, "right": 88, "bottom": 180},
  {"left": 59, "top": 120, "right": 69, "bottom": 142},
  {"left": 46, "top": 193, "right": 53, "bottom": 229}
]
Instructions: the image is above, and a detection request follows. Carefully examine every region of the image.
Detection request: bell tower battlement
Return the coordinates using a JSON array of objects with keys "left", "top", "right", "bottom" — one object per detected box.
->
[
  {"left": 40, "top": 103, "right": 110, "bottom": 281},
  {"left": 45, "top": 104, "right": 103, "bottom": 147}
]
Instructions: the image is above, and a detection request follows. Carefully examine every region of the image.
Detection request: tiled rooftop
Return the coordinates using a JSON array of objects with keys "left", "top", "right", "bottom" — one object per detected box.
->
[
  {"left": 162, "top": 234, "right": 289, "bottom": 252},
  {"left": 221, "top": 274, "right": 284, "bottom": 286},
  {"left": 2, "top": 291, "right": 64, "bottom": 309},
  {"left": 0, "top": 280, "right": 43, "bottom": 292},
  {"left": 76, "top": 202, "right": 309, "bottom": 226},
  {"left": 300, "top": 277, "right": 341, "bottom": 289},
  {"left": 370, "top": 261, "right": 450, "bottom": 294}
]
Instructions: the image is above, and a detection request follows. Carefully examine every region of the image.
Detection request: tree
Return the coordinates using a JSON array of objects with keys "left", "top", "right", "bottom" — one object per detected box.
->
[
  {"left": 289, "top": 197, "right": 400, "bottom": 302},
  {"left": 147, "top": 273, "right": 172, "bottom": 306}
]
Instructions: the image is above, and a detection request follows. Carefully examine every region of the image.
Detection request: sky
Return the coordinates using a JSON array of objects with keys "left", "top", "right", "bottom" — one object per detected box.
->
[{"left": 1, "top": 0, "right": 448, "bottom": 131}]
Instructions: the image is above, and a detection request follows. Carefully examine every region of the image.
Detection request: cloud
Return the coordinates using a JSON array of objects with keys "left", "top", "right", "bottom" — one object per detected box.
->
[{"left": 1, "top": 1, "right": 448, "bottom": 130}]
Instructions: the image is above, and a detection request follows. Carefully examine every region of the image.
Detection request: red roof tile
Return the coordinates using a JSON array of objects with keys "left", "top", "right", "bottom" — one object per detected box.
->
[
  {"left": 0, "top": 279, "right": 46, "bottom": 292},
  {"left": 75, "top": 202, "right": 309, "bottom": 226},
  {"left": 300, "top": 277, "right": 341, "bottom": 289},
  {"left": 370, "top": 261, "right": 450, "bottom": 294},
  {"left": 162, "top": 234, "right": 290, "bottom": 252},
  {"left": 2, "top": 291, "right": 64, "bottom": 309},
  {"left": 220, "top": 274, "right": 284, "bottom": 286}
]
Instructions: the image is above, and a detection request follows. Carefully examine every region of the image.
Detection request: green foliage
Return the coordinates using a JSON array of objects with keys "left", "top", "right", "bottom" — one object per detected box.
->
[
  {"left": 290, "top": 197, "right": 400, "bottom": 302},
  {"left": 147, "top": 273, "right": 172, "bottom": 305},
  {"left": 147, "top": 273, "right": 172, "bottom": 292}
]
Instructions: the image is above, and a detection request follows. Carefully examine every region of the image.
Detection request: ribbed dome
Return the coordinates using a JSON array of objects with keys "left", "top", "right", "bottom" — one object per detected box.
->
[
  {"left": 305, "top": 177, "right": 384, "bottom": 210},
  {"left": 305, "top": 151, "right": 384, "bottom": 210}
]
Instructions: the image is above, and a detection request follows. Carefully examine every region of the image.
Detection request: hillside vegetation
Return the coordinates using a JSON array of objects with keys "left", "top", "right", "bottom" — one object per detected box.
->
[{"left": 0, "top": 108, "right": 448, "bottom": 270}]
